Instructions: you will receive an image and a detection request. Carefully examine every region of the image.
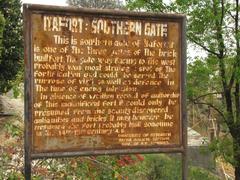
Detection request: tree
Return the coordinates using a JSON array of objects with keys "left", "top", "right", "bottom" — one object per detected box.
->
[
  {"left": 67, "top": 0, "right": 124, "bottom": 9},
  {"left": 0, "top": 13, "right": 4, "bottom": 59},
  {"left": 176, "top": 1, "right": 240, "bottom": 179},
  {"left": 127, "top": 0, "right": 168, "bottom": 12},
  {"left": 127, "top": 0, "right": 240, "bottom": 179},
  {"left": 0, "top": 0, "right": 23, "bottom": 94}
]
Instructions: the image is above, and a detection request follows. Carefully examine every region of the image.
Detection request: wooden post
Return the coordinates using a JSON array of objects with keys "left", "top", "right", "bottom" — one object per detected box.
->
[
  {"left": 24, "top": 157, "right": 31, "bottom": 180},
  {"left": 24, "top": 4, "right": 32, "bottom": 180},
  {"left": 182, "top": 151, "right": 188, "bottom": 180}
]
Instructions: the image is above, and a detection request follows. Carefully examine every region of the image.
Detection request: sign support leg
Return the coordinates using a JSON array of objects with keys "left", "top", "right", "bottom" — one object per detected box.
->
[
  {"left": 24, "top": 149, "right": 31, "bottom": 180},
  {"left": 182, "top": 150, "right": 188, "bottom": 180}
]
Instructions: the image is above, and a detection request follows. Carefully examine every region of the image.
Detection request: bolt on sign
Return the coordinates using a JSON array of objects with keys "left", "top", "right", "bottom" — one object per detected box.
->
[{"left": 24, "top": 4, "right": 186, "bottom": 178}]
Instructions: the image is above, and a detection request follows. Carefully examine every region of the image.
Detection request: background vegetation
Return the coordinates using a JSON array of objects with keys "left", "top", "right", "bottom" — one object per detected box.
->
[
  {"left": 0, "top": 0, "right": 23, "bottom": 94},
  {"left": 0, "top": 117, "right": 220, "bottom": 180},
  {"left": 0, "top": 0, "right": 239, "bottom": 179}
]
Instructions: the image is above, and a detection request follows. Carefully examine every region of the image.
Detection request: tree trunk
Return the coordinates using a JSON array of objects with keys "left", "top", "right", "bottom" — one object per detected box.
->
[
  {"left": 236, "top": 166, "right": 240, "bottom": 180},
  {"left": 235, "top": 151, "right": 240, "bottom": 180},
  {"left": 232, "top": 133, "right": 240, "bottom": 180},
  {"left": 0, "top": 97, "right": 4, "bottom": 114}
]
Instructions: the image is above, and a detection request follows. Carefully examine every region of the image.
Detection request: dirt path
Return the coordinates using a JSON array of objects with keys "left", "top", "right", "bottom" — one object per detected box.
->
[
  {"left": 0, "top": 95, "right": 24, "bottom": 118},
  {"left": 0, "top": 95, "right": 24, "bottom": 146}
]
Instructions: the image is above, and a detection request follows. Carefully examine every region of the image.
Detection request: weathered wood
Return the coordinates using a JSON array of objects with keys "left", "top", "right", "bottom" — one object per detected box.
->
[{"left": 24, "top": 4, "right": 187, "bottom": 179}]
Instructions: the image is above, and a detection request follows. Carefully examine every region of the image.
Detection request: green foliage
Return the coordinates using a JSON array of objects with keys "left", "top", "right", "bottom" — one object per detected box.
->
[
  {"left": 139, "top": 154, "right": 220, "bottom": 180},
  {"left": 189, "top": 166, "right": 219, "bottom": 180},
  {"left": 9, "top": 61, "right": 24, "bottom": 98},
  {"left": 0, "top": 148, "right": 24, "bottom": 179},
  {"left": 6, "top": 172, "right": 24, "bottom": 180},
  {"left": 4, "top": 121, "right": 22, "bottom": 137},
  {"left": 126, "top": 0, "right": 168, "bottom": 12},
  {"left": 0, "top": 0, "right": 23, "bottom": 94},
  {"left": 209, "top": 137, "right": 234, "bottom": 165},
  {"left": 67, "top": 0, "right": 124, "bottom": 9},
  {"left": 0, "top": 116, "right": 24, "bottom": 179},
  {"left": 126, "top": 0, "right": 240, "bottom": 177},
  {"left": 143, "top": 154, "right": 181, "bottom": 180},
  {"left": 175, "top": 0, "right": 240, "bottom": 173},
  {"left": 0, "top": 12, "right": 4, "bottom": 58},
  {"left": 187, "top": 59, "right": 212, "bottom": 99}
]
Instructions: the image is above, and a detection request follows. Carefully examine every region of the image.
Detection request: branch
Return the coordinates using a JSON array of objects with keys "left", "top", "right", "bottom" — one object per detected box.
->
[
  {"left": 228, "top": 62, "right": 237, "bottom": 89},
  {"left": 235, "top": 82, "right": 240, "bottom": 119},
  {"left": 227, "top": 11, "right": 235, "bottom": 19},
  {"left": 191, "top": 92, "right": 223, "bottom": 102},
  {"left": 189, "top": 99, "right": 226, "bottom": 122},
  {"left": 220, "top": 0, "right": 225, "bottom": 26},
  {"left": 235, "top": 0, "right": 240, "bottom": 120},
  {"left": 228, "top": 0, "right": 240, "bottom": 97},
  {"left": 188, "top": 35, "right": 220, "bottom": 57},
  {"left": 235, "top": 0, "right": 239, "bottom": 49}
]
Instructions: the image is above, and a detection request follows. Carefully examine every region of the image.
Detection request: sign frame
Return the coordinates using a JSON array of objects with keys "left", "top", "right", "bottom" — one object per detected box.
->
[{"left": 24, "top": 4, "right": 187, "bottom": 179}]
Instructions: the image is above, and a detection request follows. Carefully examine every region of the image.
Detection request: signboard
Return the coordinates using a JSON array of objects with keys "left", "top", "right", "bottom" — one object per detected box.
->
[{"left": 24, "top": 5, "right": 186, "bottom": 158}]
